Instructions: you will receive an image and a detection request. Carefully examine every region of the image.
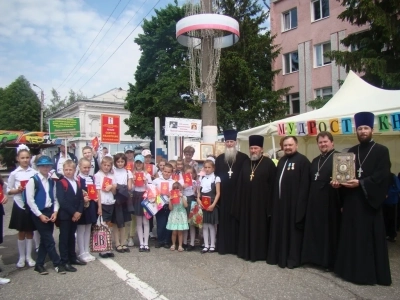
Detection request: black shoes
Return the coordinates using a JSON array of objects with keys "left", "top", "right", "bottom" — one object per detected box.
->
[
  {"left": 54, "top": 265, "right": 66, "bottom": 274},
  {"left": 107, "top": 252, "right": 115, "bottom": 258},
  {"left": 201, "top": 247, "right": 209, "bottom": 254},
  {"left": 34, "top": 265, "right": 49, "bottom": 275},
  {"left": 116, "top": 245, "right": 124, "bottom": 253},
  {"left": 64, "top": 263, "right": 77, "bottom": 272},
  {"left": 70, "top": 258, "right": 87, "bottom": 266},
  {"left": 186, "top": 245, "right": 194, "bottom": 251},
  {"left": 155, "top": 242, "right": 164, "bottom": 248},
  {"left": 99, "top": 253, "right": 108, "bottom": 258},
  {"left": 163, "top": 243, "right": 171, "bottom": 249},
  {"left": 144, "top": 245, "right": 150, "bottom": 252},
  {"left": 122, "top": 245, "right": 130, "bottom": 253}
]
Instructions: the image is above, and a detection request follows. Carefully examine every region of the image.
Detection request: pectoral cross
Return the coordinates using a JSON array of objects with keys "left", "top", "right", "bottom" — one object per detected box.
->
[
  {"left": 357, "top": 167, "right": 363, "bottom": 178},
  {"left": 314, "top": 172, "right": 319, "bottom": 180},
  {"left": 250, "top": 172, "right": 254, "bottom": 181},
  {"left": 228, "top": 168, "right": 233, "bottom": 179}
]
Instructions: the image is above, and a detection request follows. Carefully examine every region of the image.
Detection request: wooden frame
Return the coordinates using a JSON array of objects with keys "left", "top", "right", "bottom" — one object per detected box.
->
[
  {"left": 200, "top": 143, "right": 214, "bottom": 160},
  {"left": 214, "top": 142, "right": 225, "bottom": 157}
]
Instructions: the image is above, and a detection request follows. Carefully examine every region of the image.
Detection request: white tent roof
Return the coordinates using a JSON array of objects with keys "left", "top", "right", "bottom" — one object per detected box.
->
[{"left": 238, "top": 71, "right": 400, "bottom": 139}]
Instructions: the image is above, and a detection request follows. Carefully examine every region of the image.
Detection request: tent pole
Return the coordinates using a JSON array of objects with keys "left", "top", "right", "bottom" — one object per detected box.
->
[{"left": 271, "top": 135, "right": 276, "bottom": 159}]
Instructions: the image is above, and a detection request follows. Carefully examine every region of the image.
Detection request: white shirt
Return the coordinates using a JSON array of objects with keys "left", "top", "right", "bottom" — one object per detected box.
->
[
  {"left": 57, "top": 154, "right": 71, "bottom": 174},
  {"left": 200, "top": 173, "right": 221, "bottom": 193},
  {"left": 132, "top": 171, "right": 152, "bottom": 192},
  {"left": 153, "top": 176, "right": 183, "bottom": 203},
  {"left": 65, "top": 177, "right": 77, "bottom": 194},
  {"left": 7, "top": 166, "right": 37, "bottom": 209},
  {"left": 183, "top": 180, "right": 196, "bottom": 197},
  {"left": 113, "top": 167, "right": 133, "bottom": 185},
  {"left": 77, "top": 174, "right": 94, "bottom": 186},
  {"left": 94, "top": 171, "right": 116, "bottom": 205},
  {"left": 26, "top": 173, "right": 59, "bottom": 217}
]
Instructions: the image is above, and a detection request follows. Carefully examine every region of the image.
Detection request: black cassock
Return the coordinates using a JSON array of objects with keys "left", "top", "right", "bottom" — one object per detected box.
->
[
  {"left": 301, "top": 149, "right": 341, "bottom": 269},
  {"left": 215, "top": 152, "right": 249, "bottom": 255},
  {"left": 334, "top": 141, "right": 392, "bottom": 285},
  {"left": 267, "top": 152, "right": 310, "bottom": 268},
  {"left": 232, "top": 156, "right": 276, "bottom": 262}
]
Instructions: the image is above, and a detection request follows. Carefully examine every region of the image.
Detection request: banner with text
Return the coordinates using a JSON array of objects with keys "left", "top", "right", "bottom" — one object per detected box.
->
[
  {"left": 49, "top": 118, "right": 81, "bottom": 139},
  {"left": 276, "top": 112, "right": 400, "bottom": 136},
  {"left": 101, "top": 114, "right": 120, "bottom": 143},
  {"left": 165, "top": 117, "right": 202, "bottom": 137}
]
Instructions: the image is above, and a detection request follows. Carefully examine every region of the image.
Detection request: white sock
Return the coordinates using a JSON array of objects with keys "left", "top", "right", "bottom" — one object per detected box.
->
[
  {"left": 190, "top": 226, "right": 196, "bottom": 246},
  {"left": 76, "top": 225, "right": 85, "bottom": 256},
  {"left": 183, "top": 230, "right": 188, "bottom": 245},
  {"left": 18, "top": 239, "right": 26, "bottom": 261},
  {"left": 143, "top": 217, "right": 150, "bottom": 246},
  {"left": 203, "top": 224, "right": 210, "bottom": 248},
  {"left": 33, "top": 231, "right": 40, "bottom": 249},
  {"left": 25, "top": 239, "right": 34, "bottom": 260},
  {"left": 84, "top": 224, "right": 91, "bottom": 254},
  {"left": 209, "top": 225, "right": 216, "bottom": 248},
  {"left": 136, "top": 216, "right": 144, "bottom": 246}
]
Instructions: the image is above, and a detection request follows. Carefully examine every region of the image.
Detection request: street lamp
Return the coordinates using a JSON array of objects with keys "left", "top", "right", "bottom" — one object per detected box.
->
[{"left": 32, "top": 84, "right": 44, "bottom": 132}]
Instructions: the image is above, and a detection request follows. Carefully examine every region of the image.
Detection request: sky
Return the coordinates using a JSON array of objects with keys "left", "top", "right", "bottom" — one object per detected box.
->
[{"left": 0, "top": 0, "right": 270, "bottom": 103}]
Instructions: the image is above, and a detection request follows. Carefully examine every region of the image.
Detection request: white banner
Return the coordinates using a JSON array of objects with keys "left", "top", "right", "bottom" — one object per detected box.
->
[{"left": 165, "top": 117, "right": 202, "bottom": 137}]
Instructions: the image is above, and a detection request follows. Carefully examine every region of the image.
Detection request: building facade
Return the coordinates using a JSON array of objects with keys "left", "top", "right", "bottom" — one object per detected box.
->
[
  {"left": 270, "top": 0, "right": 368, "bottom": 115},
  {"left": 45, "top": 88, "right": 154, "bottom": 159}
]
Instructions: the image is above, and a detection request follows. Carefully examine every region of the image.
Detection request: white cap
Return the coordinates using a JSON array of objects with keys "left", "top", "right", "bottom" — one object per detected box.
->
[{"left": 142, "top": 149, "right": 152, "bottom": 157}]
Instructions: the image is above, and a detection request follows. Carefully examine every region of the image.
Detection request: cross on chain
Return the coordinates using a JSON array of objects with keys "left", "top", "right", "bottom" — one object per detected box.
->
[
  {"left": 357, "top": 167, "right": 363, "bottom": 178},
  {"left": 250, "top": 172, "right": 254, "bottom": 181},
  {"left": 314, "top": 172, "right": 319, "bottom": 180},
  {"left": 228, "top": 168, "right": 233, "bottom": 178}
]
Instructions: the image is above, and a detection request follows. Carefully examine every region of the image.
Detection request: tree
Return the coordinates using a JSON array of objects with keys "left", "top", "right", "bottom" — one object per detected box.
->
[
  {"left": 44, "top": 88, "right": 86, "bottom": 117},
  {"left": 216, "top": 0, "right": 289, "bottom": 131},
  {"left": 125, "top": 2, "right": 199, "bottom": 138},
  {"left": 0, "top": 76, "right": 41, "bottom": 131},
  {"left": 327, "top": 0, "right": 400, "bottom": 89}
]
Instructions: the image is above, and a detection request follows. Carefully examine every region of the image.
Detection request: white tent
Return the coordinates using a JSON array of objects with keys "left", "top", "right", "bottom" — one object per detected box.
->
[{"left": 237, "top": 71, "right": 400, "bottom": 170}]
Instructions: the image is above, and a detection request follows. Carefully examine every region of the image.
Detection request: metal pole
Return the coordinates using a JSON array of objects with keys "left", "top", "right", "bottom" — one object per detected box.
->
[{"left": 40, "top": 90, "right": 44, "bottom": 132}]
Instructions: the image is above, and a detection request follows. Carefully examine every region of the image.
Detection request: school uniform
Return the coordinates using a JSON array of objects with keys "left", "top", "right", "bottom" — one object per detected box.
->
[
  {"left": 153, "top": 176, "right": 183, "bottom": 246},
  {"left": 26, "top": 174, "right": 62, "bottom": 268},
  {"left": 77, "top": 175, "right": 98, "bottom": 225},
  {"left": 200, "top": 173, "right": 220, "bottom": 225},
  {"left": 132, "top": 171, "right": 152, "bottom": 216},
  {"left": 183, "top": 179, "right": 196, "bottom": 215},
  {"left": 94, "top": 171, "right": 116, "bottom": 222},
  {"left": 56, "top": 177, "right": 84, "bottom": 265},
  {"left": 8, "top": 166, "right": 37, "bottom": 231},
  {"left": 112, "top": 168, "right": 133, "bottom": 228}
]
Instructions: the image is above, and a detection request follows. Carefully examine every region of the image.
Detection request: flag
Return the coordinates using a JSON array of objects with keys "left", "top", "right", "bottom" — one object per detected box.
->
[{"left": 92, "top": 136, "right": 99, "bottom": 151}]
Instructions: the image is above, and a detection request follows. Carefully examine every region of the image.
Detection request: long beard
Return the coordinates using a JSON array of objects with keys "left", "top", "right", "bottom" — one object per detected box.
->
[
  {"left": 250, "top": 153, "right": 262, "bottom": 161},
  {"left": 224, "top": 147, "right": 237, "bottom": 163}
]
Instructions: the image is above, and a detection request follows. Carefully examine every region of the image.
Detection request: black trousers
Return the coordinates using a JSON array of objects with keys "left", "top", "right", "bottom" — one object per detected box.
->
[
  {"left": 58, "top": 219, "right": 78, "bottom": 265},
  {"left": 31, "top": 208, "right": 61, "bottom": 267},
  {"left": 156, "top": 206, "right": 171, "bottom": 244},
  {"left": 383, "top": 204, "right": 397, "bottom": 238}
]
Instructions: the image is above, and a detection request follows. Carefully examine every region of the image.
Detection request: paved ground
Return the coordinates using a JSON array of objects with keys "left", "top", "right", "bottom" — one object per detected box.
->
[{"left": 1, "top": 198, "right": 400, "bottom": 300}]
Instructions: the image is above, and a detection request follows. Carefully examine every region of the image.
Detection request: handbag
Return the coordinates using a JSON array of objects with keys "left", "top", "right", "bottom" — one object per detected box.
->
[
  {"left": 90, "top": 216, "right": 112, "bottom": 252},
  {"left": 188, "top": 202, "right": 203, "bottom": 228}
]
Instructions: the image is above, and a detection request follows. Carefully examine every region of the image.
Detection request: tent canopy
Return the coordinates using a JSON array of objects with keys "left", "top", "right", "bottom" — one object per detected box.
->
[{"left": 238, "top": 71, "right": 400, "bottom": 140}]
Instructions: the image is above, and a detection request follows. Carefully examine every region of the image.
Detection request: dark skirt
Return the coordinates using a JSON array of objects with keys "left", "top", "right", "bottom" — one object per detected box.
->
[
  {"left": 185, "top": 195, "right": 196, "bottom": 216},
  {"left": 9, "top": 202, "right": 36, "bottom": 232},
  {"left": 101, "top": 204, "right": 114, "bottom": 223},
  {"left": 202, "top": 192, "right": 219, "bottom": 225},
  {"left": 132, "top": 191, "right": 145, "bottom": 216},
  {"left": 78, "top": 200, "right": 98, "bottom": 225},
  {"left": 112, "top": 194, "right": 131, "bottom": 228}
]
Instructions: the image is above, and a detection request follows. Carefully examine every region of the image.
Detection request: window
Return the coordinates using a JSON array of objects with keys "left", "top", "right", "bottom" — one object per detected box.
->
[
  {"left": 286, "top": 93, "right": 300, "bottom": 114},
  {"left": 283, "top": 51, "right": 299, "bottom": 74},
  {"left": 315, "top": 42, "right": 331, "bottom": 67},
  {"left": 315, "top": 87, "right": 333, "bottom": 100},
  {"left": 312, "top": 0, "right": 329, "bottom": 21},
  {"left": 282, "top": 8, "right": 297, "bottom": 31}
]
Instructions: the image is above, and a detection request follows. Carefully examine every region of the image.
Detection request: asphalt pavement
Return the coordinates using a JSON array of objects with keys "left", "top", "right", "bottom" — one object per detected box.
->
[{"left": 1, "top": 198, "right": 399, "bottom": 300}]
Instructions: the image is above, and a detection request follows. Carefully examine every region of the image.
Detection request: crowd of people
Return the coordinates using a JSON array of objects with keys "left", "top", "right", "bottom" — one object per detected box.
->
[{"left": 0, "top": 111, "right": 396, "bottom": 287}]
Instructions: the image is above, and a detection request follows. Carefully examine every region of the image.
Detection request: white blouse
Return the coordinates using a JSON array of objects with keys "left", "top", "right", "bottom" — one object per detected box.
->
[
  {"left": 7, "top": 166, "right": 37, "bottom": 209},
  {"left": 200, "top": 173, "right": 221, "bottom": 193}
]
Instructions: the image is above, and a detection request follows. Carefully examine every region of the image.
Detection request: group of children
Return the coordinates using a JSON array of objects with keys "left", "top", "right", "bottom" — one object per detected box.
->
[{"left": 1, "top": 144, "right": 221, "bottom": 278}]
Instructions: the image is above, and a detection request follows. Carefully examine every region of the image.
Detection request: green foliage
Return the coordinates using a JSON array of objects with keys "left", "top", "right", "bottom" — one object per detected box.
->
[
  {"left": 307, "top": 96, "right": 332, "bottom": 110},
  {"left": 125, "top": 2, "right": 199, "bottom": 138},
  {"left": 327, "top": 0, "right": 400, "bottom": 89},
  {"left": 44, "top": 88, "right": 86, "bottom": 116},
  {"left": 0, "top": 76, "right": 41, "bottom": 131},
  {"left": 216, "top": 0, "right": 289, "bottom": 131}
]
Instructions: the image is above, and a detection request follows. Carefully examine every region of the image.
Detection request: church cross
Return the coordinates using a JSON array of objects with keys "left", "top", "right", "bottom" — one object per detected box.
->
[{"left": 357, "top": 167, "right": 363, "bottom": 178}]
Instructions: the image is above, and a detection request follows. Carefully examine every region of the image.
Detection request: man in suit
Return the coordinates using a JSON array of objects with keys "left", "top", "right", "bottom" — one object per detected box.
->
[{"left": 52, "top": 140, "right": 78, "bottom": 175}]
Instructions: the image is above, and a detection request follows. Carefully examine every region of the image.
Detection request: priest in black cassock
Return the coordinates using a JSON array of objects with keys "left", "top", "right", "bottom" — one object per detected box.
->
[
  {"left": 232, "top": 135, "right": 276, "bottom": 262},
  {"left": 215, "top": 130, "right": 249, "bottom": 255},
  {"left": 267, "top": 136, "right": 310, "bottom": 269},
  {"left": 301, "top": 131, "right": 341, "bottom": 270},
  {"left": 332, "top": 112, "right": 391, "bottom": 286}
]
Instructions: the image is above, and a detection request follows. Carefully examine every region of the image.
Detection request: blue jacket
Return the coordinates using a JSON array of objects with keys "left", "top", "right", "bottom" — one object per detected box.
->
[
  {"left": 56, "top": 178, "right": 84, "bottom": 221},
  {"left": 384, "top": 174, "right": 400, "bottom": 205}
]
